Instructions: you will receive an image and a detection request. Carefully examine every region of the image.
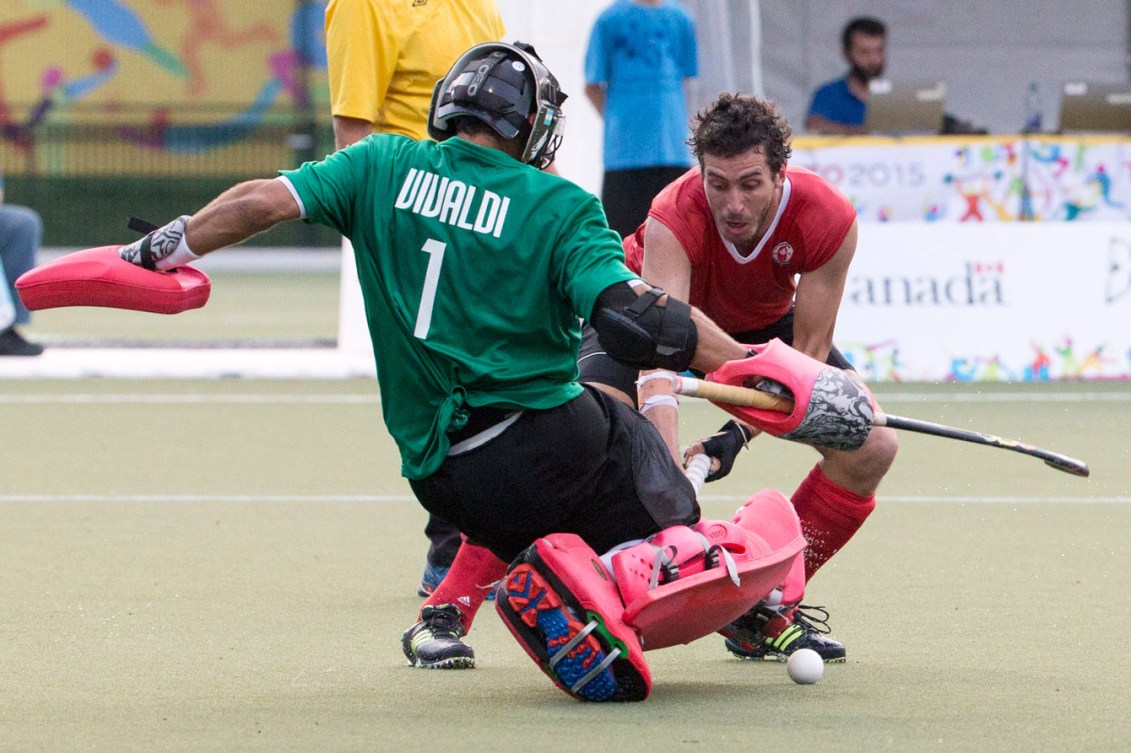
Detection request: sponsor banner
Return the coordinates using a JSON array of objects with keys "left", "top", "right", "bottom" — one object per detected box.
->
[
  {"left": 792, "top": 136, "right": 1131, "bottom": 223},
  {"left": 836, "top": 223, "right": 1131, "bottom": 382}
]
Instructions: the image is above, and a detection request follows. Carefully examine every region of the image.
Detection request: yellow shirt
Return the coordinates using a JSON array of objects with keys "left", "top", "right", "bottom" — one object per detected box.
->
[{"left": 325, "top": 0, "right": 506, "bottom": 139}]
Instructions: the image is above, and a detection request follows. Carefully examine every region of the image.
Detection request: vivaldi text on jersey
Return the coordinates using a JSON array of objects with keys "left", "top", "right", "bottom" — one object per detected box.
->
[{"left": 395, "top": 168, "right": 510, "bottom": 238}]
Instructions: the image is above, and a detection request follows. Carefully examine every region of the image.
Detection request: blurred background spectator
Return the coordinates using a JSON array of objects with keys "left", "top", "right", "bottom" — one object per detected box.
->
[
  {"left": 324, "top": 0, "right": 506, "bottom": 599},
  {"left": 0, "top": 169, "right": 43, "bottom": 356},
  {"left": 803, "top": 15, "right": 885, "bottom": 136},
  {"left": 584, "top": 0, "right": 697, "bottom": 238}
]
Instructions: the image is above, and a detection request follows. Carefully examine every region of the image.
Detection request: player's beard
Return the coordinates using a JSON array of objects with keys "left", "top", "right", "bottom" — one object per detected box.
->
[
  {"left": 851, "top": 62, "right": 884, "bottom": 84},
  {"left": 719, "top": 197, "right": 773, "bottom": 248}
]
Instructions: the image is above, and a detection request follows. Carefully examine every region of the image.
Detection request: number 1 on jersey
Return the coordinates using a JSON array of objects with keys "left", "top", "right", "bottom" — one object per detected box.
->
[{"left": 414, "top": 239, "right": 446, "bottom": 339}]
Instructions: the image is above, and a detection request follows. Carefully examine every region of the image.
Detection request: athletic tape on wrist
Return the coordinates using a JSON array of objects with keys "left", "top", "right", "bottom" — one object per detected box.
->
[
  {"left": 640, "top": 394, "right": 679, "bottom": 414},
  {"left": 155, "top": 232, "right": 201, "bottom": 271},
  {"left": 636, "top": 371, "right": 679, "bottom": 390}
]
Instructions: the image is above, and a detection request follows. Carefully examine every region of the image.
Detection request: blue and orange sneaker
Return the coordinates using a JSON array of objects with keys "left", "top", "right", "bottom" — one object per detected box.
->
[{"left": 417, "top": 560, "right": 449, "bottom": 598}]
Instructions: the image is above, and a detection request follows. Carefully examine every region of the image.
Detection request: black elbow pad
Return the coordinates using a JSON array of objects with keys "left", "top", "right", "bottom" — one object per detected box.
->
[{"left": 590, "top": 283, "right": 698, "bottom": 372}]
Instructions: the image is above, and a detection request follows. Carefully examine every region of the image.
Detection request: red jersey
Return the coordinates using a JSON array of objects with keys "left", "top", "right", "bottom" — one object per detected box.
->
[{"left": 623, "top": 165, "right": 855, "bottom": 333}]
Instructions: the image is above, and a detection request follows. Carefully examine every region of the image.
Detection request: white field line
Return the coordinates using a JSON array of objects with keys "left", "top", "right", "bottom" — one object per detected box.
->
[
  {"left": 1, "top": 390, "right": 1130, "bottom": 405},
  {"left": 0, "top": 494, "right": 1126, "bottom": 504},
  {"left": 872, "top": 391, "right": 1131, "bottom": 403},
  {"left": 3, "top": 391, "right": 1124, "bottom": 505},
  {"left": 0, "top": 393, "right": 378, "bottom": 404},
  {"left": 0, "top": 494, "right": 408, "bottom": 503}
]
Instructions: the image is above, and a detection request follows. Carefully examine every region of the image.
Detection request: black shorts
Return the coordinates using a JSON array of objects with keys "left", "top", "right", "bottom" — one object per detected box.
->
[
  {"left": 578, "top": 323, "right": 639, "bottom": 398},
  {"left": 601, "top": 166, "right": 692, "bottom": 238},
  {"left": 408, "top": 385, "right": 700, "bottom": 563},
  {"left": 578, "top": 309, "right": 853, "bottom": 402},
  {"left": 729, "top": 310, "right": 853, "bottom": 371}
]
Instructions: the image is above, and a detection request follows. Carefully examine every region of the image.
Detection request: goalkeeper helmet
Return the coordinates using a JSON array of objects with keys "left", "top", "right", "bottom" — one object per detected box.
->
[{"left": 428, "top": 41, "right": 567, "bottom": 169}]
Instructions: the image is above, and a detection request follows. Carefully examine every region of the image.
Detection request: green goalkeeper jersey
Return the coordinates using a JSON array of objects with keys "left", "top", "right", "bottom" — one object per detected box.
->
[{"left": 281, "top": 135, "right": 637, "bottom": 479}]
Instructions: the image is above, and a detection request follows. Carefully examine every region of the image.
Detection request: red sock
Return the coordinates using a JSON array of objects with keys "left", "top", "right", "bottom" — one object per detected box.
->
[
  {"left": 421, "top": 539, "right": 509, "bottom": 633},
  {"left": 790, "top": 464, "right": 876, "bottom": 581}
]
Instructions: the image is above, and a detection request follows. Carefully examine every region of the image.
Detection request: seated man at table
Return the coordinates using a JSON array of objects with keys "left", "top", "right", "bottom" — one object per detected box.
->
[{"left": 804, "top": 16, "right": 886, "bottom": 135}]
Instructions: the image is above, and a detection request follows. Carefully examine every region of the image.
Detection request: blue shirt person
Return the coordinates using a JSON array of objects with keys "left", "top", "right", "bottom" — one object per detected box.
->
[
  {"left": 804, "top": 16, "right": 886, "bottom": 135},
  {"left": 584, "top": 0, "right": 697, "bottom": 236}
]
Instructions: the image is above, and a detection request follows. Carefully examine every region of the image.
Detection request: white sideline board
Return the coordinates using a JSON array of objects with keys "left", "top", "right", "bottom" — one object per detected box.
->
[
  {"left": 4, "top": 223, "right": 1127, "bottom": 381},
  {"left": 337, "top": 222, "right": 1131, "bottom": 384},
  {"left": 836, "top": 222, "right": 1131, "bottom": 382}
]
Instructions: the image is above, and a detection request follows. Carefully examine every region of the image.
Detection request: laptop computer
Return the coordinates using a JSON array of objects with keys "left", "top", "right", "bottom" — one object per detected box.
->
[
  {"left": 864, "top": 79, "right": 946, "bottom": 135},
  {"left": 1058, "top": 81, "right": 1131, "bottom": 133}
]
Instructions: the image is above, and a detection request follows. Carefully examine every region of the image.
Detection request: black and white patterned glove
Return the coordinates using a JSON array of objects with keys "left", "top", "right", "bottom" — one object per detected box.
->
[{"left": 119, "top": 215, "right": 197, "bottom": 271}]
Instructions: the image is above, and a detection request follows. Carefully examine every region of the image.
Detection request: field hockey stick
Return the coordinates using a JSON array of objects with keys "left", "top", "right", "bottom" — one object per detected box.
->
[
  {"left": 674, "top": 376, "right": 1090, "bottom": 478},
  {"left": 684, "top": 453, "right": 712, "bottom": 493}
]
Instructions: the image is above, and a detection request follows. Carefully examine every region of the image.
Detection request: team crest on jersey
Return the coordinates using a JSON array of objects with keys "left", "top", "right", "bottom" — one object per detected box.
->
[{"left": 771, "top": 242, "right": 795, "bottom": 265}]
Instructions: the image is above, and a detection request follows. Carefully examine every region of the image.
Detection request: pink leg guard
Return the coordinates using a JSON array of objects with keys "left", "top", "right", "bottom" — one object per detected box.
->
[
  {"left": 421, "top": 539, "right": 508, "bottom": 633},
  {"left": 496, "top": 534, "right": 652, "bottom": 702},
  {"left": 732, "top": 489, "right": 808, "bottom": 604},
  {"left": 613, "top": 506, "right": 805, "bottom": 650},
  {"left": 790, "top": 464, "right": 876, "bottom": 581}
]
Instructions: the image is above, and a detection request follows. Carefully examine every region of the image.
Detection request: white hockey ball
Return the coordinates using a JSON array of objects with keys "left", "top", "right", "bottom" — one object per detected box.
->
[{"left": 786, "top": 648, "right": 824, "bottom": 684}]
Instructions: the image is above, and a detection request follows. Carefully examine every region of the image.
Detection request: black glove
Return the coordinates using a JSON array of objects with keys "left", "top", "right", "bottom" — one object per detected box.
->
[{"left": 700, "top": 419, "right": 753, "bottom": 482}]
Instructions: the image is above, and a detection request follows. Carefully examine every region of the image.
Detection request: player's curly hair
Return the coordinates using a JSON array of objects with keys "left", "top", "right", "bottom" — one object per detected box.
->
[{"left": 688, "top": 93, "right": 792, "bottom": 176}]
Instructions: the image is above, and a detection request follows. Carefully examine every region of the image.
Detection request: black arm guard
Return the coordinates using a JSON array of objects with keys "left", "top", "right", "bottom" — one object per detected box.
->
[{"left": 590, "top": 282, "right": 698, "bottom": 372}]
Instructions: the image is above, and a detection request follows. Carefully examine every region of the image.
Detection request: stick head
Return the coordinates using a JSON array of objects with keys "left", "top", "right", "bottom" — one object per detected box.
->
[
  {"left": 1044, "top": 456, "right": 1091, "bottom": 478},
  {"left": 16, "top": 246, "right": 211, "bottom": 314}
]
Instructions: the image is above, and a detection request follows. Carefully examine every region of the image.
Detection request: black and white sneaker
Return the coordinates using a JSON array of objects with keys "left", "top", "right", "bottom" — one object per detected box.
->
[
  {"left": 720, "top": 602, "right": 846, "bottom": 663},
  {"left": 401, "top": 604, "right": 476, "bottom": 669}
]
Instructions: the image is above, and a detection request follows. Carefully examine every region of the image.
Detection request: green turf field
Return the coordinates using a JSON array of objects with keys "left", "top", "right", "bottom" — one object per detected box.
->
[
  {"left": 2, "top": 378, "right": 1128, "bottom": 752},
  {"left": 2, "top": 268, "right": 1129, "bottom": 751}
]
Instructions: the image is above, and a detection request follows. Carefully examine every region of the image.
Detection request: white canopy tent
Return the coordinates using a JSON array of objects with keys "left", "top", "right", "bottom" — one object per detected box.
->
[
  {"left": 501, "top": 0, "right": 1129, "bottom": 194},
  {"left": 497, "top": 0, "right": 763, "bottom": 197}
]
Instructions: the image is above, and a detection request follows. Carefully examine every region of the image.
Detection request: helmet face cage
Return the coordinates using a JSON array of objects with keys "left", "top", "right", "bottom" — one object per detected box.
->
[{"left": 428, "top": 42, "right": 567, "bottom": 169}]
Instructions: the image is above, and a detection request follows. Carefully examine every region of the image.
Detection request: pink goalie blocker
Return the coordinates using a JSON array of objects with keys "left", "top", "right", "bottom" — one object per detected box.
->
[
  {"left": 618, "top": 492, "right": 806, "bottom": 650},
  {"left": 706, "top": 338, "right": 876, "bottom": 451},
  {"left": 15, "top": 246, "right": 211, "bottom": 315}
]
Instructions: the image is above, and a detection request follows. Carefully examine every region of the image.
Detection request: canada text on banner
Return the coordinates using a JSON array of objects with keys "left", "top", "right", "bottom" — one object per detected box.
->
[{"left": 836, "top": 222, "right": 1131, "bottom": 382}]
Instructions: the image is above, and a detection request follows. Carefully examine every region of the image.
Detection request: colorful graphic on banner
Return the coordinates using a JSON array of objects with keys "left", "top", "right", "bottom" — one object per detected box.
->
[
  {"left": 0, "top": 1, "right": 327, "bottom": 159},
  {"left": 793, "top": 137, "right": 1131, "bottom": 223}
]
